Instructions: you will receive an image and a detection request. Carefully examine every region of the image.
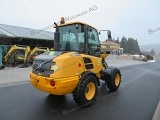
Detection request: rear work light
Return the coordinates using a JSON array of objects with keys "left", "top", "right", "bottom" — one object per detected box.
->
[{"left": 50, "top": 80, "right": 55, "bottom": 87}]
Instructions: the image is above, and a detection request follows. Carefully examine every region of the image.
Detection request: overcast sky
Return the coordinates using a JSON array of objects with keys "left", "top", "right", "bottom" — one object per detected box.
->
[{"left": 0, "top": 0, "right": 160, "bottom": 46}]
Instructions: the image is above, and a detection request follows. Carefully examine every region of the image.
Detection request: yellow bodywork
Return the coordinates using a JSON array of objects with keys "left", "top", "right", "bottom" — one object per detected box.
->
[
  {"left": 100, "top": 53, "right": 110, "bottom": 58},
  {"left": 54, "top": 21, "right": 98, "bottom": 31},
  {"left": 30, "top": 52, "right": 105, "bottom": 95},
  {"left": 30, "top": 72, "right": 80, "bottom": 95}
]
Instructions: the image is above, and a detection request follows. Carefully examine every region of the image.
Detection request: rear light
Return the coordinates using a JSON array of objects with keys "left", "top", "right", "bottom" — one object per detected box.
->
[{"left": 50, "top": 80, "right": 55, "bottom": 87}]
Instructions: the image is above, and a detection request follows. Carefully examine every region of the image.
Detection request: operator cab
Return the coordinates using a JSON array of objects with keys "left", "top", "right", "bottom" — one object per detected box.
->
[{"left": 54, "top": 20, "right": 101, "bottom": 57}]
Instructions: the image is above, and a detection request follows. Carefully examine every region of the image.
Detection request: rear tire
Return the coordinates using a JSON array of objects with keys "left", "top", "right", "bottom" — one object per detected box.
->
[
  {"left": 107, "top": 68, "right": 121, "bottom": 91},
  {"left": 73, "top": 75, "right": 98, "bottom": 107}
]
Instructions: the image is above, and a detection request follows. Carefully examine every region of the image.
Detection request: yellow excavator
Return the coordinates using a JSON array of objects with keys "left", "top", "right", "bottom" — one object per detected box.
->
[
  {"left": 30, "top": 18, "right": 122, "bottom": 107},
  {"left": 4, "top": 45, "right": 30, "bottom": 67},
  {"left": 27, "top": 47, "right": 50, "bottom": 65}
]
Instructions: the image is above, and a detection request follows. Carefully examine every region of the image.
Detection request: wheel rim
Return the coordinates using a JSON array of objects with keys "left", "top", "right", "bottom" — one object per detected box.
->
[
  {"left": 85, "top": 82, "right": 95, "bottom": 100},
  {"left": 115, "top": 74, "right": 120, "bottom": 86}
]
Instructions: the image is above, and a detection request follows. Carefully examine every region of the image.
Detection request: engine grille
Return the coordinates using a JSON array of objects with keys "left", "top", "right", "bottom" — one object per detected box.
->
[{"left": 32, "top": 60, "right": 55, "bottom": 77}]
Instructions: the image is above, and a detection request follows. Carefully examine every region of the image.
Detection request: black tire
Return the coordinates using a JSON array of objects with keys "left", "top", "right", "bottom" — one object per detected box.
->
[
  {"left": 73, "top": 75, "right": 98, "bottom": 107},
  {"left": 107, "top": 68, "right": 121, "bottom": 91}
]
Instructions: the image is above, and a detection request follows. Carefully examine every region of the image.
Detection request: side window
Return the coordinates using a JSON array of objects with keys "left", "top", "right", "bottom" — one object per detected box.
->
[
  {"left": 88, "top": 27, "right": 100, "bottom": 56},
  {"left": 77, "top": 32, "right": 85, "bottom": 51}
]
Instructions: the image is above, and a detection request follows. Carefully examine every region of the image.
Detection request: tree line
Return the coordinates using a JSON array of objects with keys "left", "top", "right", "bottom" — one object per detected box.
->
[{"left": 108, "top": 36, "right": 140, "bottom": 54}]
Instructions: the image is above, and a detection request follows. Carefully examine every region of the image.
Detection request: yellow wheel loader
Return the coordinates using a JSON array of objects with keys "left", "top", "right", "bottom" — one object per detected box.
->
[
  {"left": 30, "top": 19, "right": 122, "bottom": 107},
  {"left": 27, "top": 47, "right": 50, "bottom": 65},
  {"left": 4, "top": 45, "right": 30, "bottom": 67}
]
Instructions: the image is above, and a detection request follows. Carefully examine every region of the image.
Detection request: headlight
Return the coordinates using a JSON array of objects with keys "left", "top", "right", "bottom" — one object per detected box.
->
[{"left": 51, "top": 65, "right": 58, "bottom": 71}]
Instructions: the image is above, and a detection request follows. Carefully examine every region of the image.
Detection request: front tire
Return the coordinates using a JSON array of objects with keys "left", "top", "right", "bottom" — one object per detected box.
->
[
  {"left": 107, "top": 68, "right": 121, "bottom": 91},
  {"left": 73, "top": 75, "right": 98, "bottom": 107}
]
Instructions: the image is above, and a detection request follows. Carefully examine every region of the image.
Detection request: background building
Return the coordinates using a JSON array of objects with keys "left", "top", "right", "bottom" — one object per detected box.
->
[
  {"left": 0, "top": 24, "right": 54, "bottom": 49},
  {"left": 100, "top": 40, "right": 123, "bottom": 54}
]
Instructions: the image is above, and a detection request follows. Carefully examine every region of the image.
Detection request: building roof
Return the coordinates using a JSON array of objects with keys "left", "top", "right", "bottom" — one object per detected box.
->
[
  {"left": 0, "top": 24, "right": 54, "bottom": 40},
  {"left": 0, "top": 30, "right": 7, "bottom": 36},
  {"left": 101, "top": 41, "right": 120, "bottom": 46}
]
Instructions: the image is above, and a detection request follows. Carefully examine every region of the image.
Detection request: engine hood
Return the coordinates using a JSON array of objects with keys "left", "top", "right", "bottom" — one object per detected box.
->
[
  {"left": 32, "top": 51, "right": 82, "bottom": 77},
  {"left": 34, "top": 51, "right": 64, "bottom": 61}
]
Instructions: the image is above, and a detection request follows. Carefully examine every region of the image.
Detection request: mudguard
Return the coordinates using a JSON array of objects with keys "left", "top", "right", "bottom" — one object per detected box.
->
[
  {"left": 100, "top": 66, "right": 122, "bottom": 82},
  {"left": 80, "top": 71, "right": 100, "bottom": 86},
  {"left": 101, "top": 66, "right": 119, "bottom": 75}
]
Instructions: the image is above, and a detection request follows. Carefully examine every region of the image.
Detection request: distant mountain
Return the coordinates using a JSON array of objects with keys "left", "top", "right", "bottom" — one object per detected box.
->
[{"left": 140, "top": 43, "right": 160, "bottom": 53}]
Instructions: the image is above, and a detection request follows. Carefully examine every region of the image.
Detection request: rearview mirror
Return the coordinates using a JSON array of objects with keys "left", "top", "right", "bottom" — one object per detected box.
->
[
  {"left": 99, "top": 30, "right": 112, "bottom": 39},
  {"left": 107, "top": 30, "right": 111, "bottom": 39}
]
